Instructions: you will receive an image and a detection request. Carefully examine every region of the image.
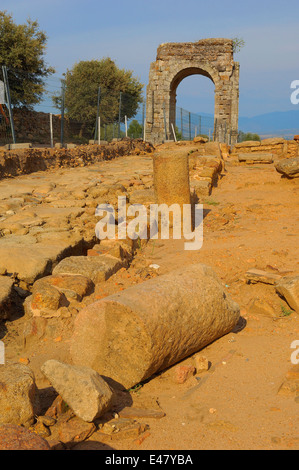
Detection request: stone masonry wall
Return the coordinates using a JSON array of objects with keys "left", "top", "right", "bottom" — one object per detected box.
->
[
  {"left": 231, "top": 138, "right": 299, "bottom": 160},
  {"left": 146, "top": 39, "right": 239, "bottom": 146}
]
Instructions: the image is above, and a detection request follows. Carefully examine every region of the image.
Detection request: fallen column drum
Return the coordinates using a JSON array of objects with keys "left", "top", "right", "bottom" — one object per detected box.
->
[{"left": 70, "top": 263, "right": 240, "bottom": 389}]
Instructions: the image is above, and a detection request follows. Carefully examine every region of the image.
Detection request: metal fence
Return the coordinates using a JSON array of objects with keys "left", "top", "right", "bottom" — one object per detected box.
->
[
  {"left": 175, "top": 107, "right": 215, "bottom": 141},
  {"left": 1, "top": 66, "right": 234, "bottom": 147},
  {"left": 0, "top": 66, "right": 146, "bottom": 147},
  {"left": 174, "top": 107, "right": 236, "bottom": 144}
]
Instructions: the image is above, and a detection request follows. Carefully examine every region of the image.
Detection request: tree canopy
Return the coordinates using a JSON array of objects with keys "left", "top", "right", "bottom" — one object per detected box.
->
[
  {"left": 238, "top": 131, "right": 261, "bottom": 142},
  {"left": 232, "top": 37, "right": 245, "bottom": 54},
  {"left": 128, "top": 119, "right": 143, "bottom": 139},
  {"left": 58, "top": 58, "right": 144, "bottom": 127},
  {"left": 0, "top": 11, "right": 54, "bottom": 108}
]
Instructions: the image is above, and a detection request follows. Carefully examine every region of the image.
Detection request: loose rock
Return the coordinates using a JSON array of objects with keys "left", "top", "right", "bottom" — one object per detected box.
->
[
  {"left": 275, "top": 276, "right": 299, "bottom": 312},
  {"left": 0, "top": 363, "right": 37, "bottom": 427},
  {"left": 275, "top": 157, "right": 299, "bottom": 178},
  {"left": 0, "top": 424, "right": 50, "bottom": 450},
  {"left": 41, "top": 360, "right": 115, "bottom": 422}
]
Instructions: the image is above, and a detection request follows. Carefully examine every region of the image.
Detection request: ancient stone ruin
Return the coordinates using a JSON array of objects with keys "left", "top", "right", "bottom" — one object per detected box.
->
[{"left": 145, "top": 38, "right": 240, "bottom": 146}]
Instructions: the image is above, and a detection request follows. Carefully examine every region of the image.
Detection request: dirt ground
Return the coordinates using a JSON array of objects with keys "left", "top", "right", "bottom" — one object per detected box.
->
[{"left": 1, "top": 144, "right": 298, "bottom": 450}]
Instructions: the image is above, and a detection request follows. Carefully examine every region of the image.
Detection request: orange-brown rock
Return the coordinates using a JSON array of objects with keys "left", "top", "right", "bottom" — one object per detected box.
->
[{"left": 0, "top": 424, "right": 50, "bottom": 450}]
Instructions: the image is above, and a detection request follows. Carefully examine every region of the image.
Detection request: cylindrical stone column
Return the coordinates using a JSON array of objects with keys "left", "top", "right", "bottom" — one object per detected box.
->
[
  {"left": 70, "top": 263, "right": 240, "bottom": 389},
  {"left": 153, "top": 150, "right": 191, "bottom": 206}
]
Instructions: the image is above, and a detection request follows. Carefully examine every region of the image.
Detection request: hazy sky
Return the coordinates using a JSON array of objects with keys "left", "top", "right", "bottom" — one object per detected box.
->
[{"left": 2, "top": 0, "right": 299, "bottom": 117}]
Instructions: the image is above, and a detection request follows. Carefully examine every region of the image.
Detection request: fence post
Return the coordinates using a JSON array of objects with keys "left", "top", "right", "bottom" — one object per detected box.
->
[
  {"left": 60, "top": 79, "right": 66, "bottom": 147},
  {"left": 171, "top": 123, "right": 177, "bottom": 142},
  {"left": 180, "top": 107, "right": 183, "bottom": 140},
  {"left": 2, "top": 66, "right": 16, "bottom": 144},
  {"left": 125, "top": 115, "right": 127, "bottom": 137},
  {"left": 118, "top": 92, "right": 122, "bottom": 139},
  {"left": 98, "top": 116, "right": 101, "bottom": 145},
  {"left": 94, "top": 86, "right": 101, "bottom": 141},
  {"left": 213, "top": 118, "right": 218, "bottom": 142},
  {"left": 50, "top": 113, "right": 54, "bottom": 148},
  {"left": 188, "top": 112, "right": 191, "bottom": 141}
]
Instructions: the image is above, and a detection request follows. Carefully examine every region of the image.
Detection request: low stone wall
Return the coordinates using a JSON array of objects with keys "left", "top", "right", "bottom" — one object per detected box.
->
[
  {"left": 0, "top": 139, "right": 154, "bottom": 180},
  {"left": 231, "top": 138, "right": 299, "bottom": 160}
]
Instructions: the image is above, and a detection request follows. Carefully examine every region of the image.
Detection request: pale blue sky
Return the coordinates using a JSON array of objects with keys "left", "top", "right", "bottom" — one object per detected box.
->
[{"left": 2, "top": 0, "right": 299, "bottom": 117}]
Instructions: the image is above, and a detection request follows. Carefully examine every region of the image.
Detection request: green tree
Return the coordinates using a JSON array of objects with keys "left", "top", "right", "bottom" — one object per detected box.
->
[
  {"left": 0, "top": 11, "right": 54, "bottom": 108},
  {"left": 232, "top": 37, "right": 245, "bottom": 54},
  {"left": 238, "top": 131, "right": 261, "bottom": 142},
  {"left": 55, "top": 58, "right": 143, "bottom": 136},
  {"left": 128, "top": 119, "right": 143, "bottom": 139}
]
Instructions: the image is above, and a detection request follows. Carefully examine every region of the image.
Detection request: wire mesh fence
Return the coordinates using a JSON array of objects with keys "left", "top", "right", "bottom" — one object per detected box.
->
[
  {"left": 1, "top": 66, "right": 234, "bottom": 147},
  {"left": 0, "top": 67, "right": 14, "bottom": 146},
  {"left": 0, "top": 66, "right": 147, "bottom": 147},
  {"left": 175, "top": 107, "right": 215, "bottom": 141},
  {"left": 98, "top": 92, "right": 146, "bottom": 143}
]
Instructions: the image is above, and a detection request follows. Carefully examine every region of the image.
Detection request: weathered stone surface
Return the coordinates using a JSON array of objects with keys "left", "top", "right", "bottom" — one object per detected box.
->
[
  {"left": 0, "top": 424, "right": 50, "bottom": 450},
  {"left": 41, "top": 360, "right": 115, "bottom": 422},
  {"left": 261, "top": 138, "right": 285, "bottom": 146},
  {"left": 70, "top": 263, "right": 240, "bottom": 389},
  {"left": 0, "top": 364, "right": 37, "bottom": 426},
  {"left": 57, "top": 416, "right": 96, "bottom": 447},
  {"left": 232, "top": 139, "right": 299, "bottom": 160},
  {"left": 153, "top": 150, "right": 191, "bottom": 206},
  {"left": 190, "top": 180, "right": 212, "bottom": 197},
  {"left": 0, "top": 233, "right": 89, "bottom": 284},
  {"left": 0, "top": 139, "right": 154, "bottom": 181},
  {"left": 129, "top": 189, "right": 156, "bottom": 205},
  {"left": 275, "top": 276, "right": 299, "bottom": 312},
  {"left": 0, "top": 276, "right": 14, "bottom": 321},
  {"left": 0, "top": 244, "right": 52, "bottom": 284},
  {"left": 98, "top": 417, "right": 148, "bottom": 438},
  {"left": 193, "top": 136, "right": 208, "bottom": 144},
  {"left": 238, "top": 153, "right": 274, "bottom": 163},
  {"left": 173, "top": 365, "right": 196, "bottom": 384},
  {"left": 90, "top": 240, "right": 134, "bottom": 264},
  {"left": 145, "top": 39, "right": 239, "bottom": 145},
  {"left": 33, "top": 273, "right": 94, "bottom": 302},
  {"left": 31, "top": 283, "right": 65, "bottom": 313},
  {"left": 193, "top": 354, "right": 210, "bottom": 373},
  {"left": 245, "top": 269, "right": 282, "bottom": 285},
  {"left": 275, "top": 157, "right": 299, "bottom": 178},
  {"left": 52, "top": 254, "right": 124, "bottom": 283},
  {"left": 234, "top": 141, "right": 261, "bottom": 148}
]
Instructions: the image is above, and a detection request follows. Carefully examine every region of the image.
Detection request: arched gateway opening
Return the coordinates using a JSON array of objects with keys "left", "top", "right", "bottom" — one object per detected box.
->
[{"left": 145, "top": 39, "right": 239, "bottom": 146}]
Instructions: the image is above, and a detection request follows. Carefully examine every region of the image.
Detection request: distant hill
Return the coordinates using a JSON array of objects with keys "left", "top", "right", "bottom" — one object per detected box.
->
[
  {"left": 189, "top": 109, "right": 299, "bottom": 139},
  {"left": 238, "top": 110, "right": 299, "bottom": 139}
]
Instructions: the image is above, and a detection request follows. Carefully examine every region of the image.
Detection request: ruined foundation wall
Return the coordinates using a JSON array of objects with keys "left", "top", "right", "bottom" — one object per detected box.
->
[
  {"left": 231, "top": 138, "right": 299, "bottom": 160},
  {"left": 0, "top": 139, "right": 154, "bottom": 180}
]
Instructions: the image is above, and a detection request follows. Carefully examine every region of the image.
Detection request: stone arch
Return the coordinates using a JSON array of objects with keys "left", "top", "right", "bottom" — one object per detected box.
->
[
  {"left": 145, "top": 39, "right": 240, "bottom": 145},
  {"left": 168, "top": 64, "right": 220, "bottom": 138}
]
